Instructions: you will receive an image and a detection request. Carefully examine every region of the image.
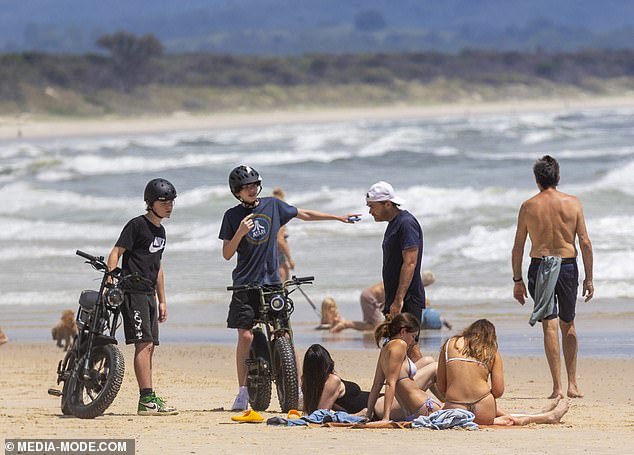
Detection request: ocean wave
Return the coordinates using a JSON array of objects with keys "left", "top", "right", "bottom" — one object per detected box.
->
[
  {"left": 0, "top": 217, "right": 120, "bottom": 241},
  {"left": 1, "top": 182, "right": 136, "bottom": 215},
  {"left": 592, "top": 160, "right": 634, "bottom": 195},
  {"left": 0, "top": 290, "right": 76, "bottom": 306},
  {"left": 431, "top": 281, "right": 634, "bottom": 301}
]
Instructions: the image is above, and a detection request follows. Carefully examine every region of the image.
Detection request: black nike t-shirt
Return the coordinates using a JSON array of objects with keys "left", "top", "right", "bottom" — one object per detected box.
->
[{"left": 115, "top": 215, "right": 166, "bottom": 285}]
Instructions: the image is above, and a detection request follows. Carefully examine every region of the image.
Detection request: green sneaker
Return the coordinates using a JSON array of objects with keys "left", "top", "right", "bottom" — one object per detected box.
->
[{"left": 138, "top": 392, "right": 179, "bottom": 416}]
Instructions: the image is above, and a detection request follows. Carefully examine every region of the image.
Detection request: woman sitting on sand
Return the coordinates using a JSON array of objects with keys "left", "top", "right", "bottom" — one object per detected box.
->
[
  {"left": 315, "top": 297, "right": 343, "bottom": 330},
  {"left": 301, "top": 344, "right": 373, "bottom": 415},
  {"left": 437, "top": 318, "right": 570, "bottom": 426},
  {"left": 366, "top": 313, "right": 442, "bottom": 422}
]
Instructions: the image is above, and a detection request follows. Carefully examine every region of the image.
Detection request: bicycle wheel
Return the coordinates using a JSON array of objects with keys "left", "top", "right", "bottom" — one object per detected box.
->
[
  {"left": 69, "top": 344, "right": 125, "bottom": 419},
  {"left": 272, "top": 336, "right": 298, "bottom": 412},
  {"left": 247, "top": 329, "right": 272, "bottom": 411}
]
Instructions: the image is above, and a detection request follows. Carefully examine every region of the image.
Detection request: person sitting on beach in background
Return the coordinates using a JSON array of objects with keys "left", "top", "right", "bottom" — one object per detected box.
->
[
  {"left": 366, "top": 313, "right": 442, "bottom": 422},
  {"left": 220, "top": 165, "right": 360, "bottom": 411},
  {"left": 512, "top": 155, "right": 593, "bottom": 399},
  {"left": 329, "top": 271, "right": 451, "bottom": 332},
  {"left": 302, "top": 344, "right": 378, "bottom": 416},
  {"left": 437, "top": 318, "right": 570, "bottom": 426},
  {"left": 272, "top": 187, "right": 294, "bottom": 282},
  {"left": 0, "top": 327, "right": 8, "bottom": 345},
  {"left": 107, "top": 178, "right": 178, "bottom": 416},
  {"left": 316, "top": 297, "right": 343, "bottom": 330}
]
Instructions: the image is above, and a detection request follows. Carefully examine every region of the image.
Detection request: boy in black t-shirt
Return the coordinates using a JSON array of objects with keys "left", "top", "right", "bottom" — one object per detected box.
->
[{"left": 107, "top": 178, "right": 178, "bottom": 416}]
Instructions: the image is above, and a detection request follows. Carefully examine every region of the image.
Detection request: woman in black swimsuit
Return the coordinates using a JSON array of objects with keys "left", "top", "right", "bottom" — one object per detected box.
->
[{"left": 301, "top": 344, "right": 376, "bottom": 415}]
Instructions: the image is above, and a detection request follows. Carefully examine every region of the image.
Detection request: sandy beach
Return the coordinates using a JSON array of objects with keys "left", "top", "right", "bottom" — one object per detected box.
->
[
  {"left": 0, "top": 342, "right": 632, "bottom": 454},
  {"left": 2, "top": 95, "right": 634, "bottom": 141}
]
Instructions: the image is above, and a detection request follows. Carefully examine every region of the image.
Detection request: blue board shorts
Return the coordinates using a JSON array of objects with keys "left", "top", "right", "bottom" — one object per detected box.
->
[{"left": 527, "top": 257, "right": 579, "bottom": 323}]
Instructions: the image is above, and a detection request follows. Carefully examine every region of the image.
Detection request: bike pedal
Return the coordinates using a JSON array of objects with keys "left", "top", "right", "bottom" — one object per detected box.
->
[{"left": 48, "top": 388, "right": 63, "bottom": 397}]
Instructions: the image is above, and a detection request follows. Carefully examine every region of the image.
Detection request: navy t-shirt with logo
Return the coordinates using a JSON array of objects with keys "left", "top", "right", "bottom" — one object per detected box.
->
[
  {"left": 382, "top": 210, "right": 425, "bottom": 313},
  {"left": 115, "top": 215, "right": 166, "bottom": 286},
  {"left": 219, "top": 197, "right": 298, "bottom": 285}
]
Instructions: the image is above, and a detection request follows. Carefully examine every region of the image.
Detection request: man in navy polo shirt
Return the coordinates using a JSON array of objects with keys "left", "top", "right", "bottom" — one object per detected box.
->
[{"left": 366, "top": 181, "right": 426, "bottom": 363}]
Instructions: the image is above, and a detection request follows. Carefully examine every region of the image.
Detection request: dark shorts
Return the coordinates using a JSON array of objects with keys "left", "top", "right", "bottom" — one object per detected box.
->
[
  {"left": 121, "top": 293, "right": 159, "bottom": 345},
  {"left": 384, "top": 297, "right": 423, "bottom": 327},
  {"left": 527, "top": 258, "right": 579, "bottom": 323},
  {"left": 227, "top": 289, "right": 261, "bottom": 330}
]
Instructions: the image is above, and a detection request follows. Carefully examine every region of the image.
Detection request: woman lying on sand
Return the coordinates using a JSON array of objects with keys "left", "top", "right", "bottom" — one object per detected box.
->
[
  {"left": 437, "top": 318, "right": 570, "bottom": 425},
  {"left": 301, "top": 344, "right": 373, "bottom": 415},
  {"left": 366, "top": 313, "right": 442, "bottom": 422}
]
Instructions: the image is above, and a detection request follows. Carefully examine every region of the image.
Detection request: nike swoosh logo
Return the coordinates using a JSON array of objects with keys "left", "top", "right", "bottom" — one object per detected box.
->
[
  {"left": 148, "top": 237, "right": 165, "bottom": 253},
  {"left": 142, "top": 402, "right": 158, "bottom": 410}
]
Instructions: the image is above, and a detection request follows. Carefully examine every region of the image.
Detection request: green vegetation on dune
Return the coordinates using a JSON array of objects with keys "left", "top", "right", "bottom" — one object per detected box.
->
[{"left": 2, "top": 44, "right": 634, "bottom": 117}]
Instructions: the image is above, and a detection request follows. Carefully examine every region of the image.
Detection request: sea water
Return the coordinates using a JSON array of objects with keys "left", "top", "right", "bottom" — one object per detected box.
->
[{"left": 1, "top": 106, "right": 633, "bottom": 357}]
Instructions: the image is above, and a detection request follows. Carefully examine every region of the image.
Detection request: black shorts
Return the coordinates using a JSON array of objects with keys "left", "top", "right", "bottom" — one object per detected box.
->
[
  {"left": 528, "top": 258, "right": 579, "bottom": 323},
  {"left": 122, "top": 293, "right": 159, "bottom": 345},
  {"left": 227, "top": 289, "right": 261, "bottom": 330}
]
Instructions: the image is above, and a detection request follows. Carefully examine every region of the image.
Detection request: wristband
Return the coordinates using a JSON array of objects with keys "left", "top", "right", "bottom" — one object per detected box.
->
[{"left": 513, "top": 277, "right": 523, "bottom": 282}]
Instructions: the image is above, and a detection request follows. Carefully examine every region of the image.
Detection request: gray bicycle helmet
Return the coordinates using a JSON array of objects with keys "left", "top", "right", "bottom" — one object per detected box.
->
[
  {"left": 144, "top": 178, "right": 177, "bottom": 204},
  {"left": 229, "top": 165, "right": 261, "bottom": 195}
]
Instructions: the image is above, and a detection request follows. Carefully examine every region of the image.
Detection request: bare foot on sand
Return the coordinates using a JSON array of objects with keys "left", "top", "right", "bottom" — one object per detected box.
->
[
  {"left": 548, "top": 390, "right": 565, "bottom": 399},
  {"left": 545, "top": 398, "right": 571, "bottom": 424},
  {"left": 541, "top": 397, "right": 562, "bottom": 412},
  {"left": 567, "top": 386, "right": 584, "bottom": 398}
]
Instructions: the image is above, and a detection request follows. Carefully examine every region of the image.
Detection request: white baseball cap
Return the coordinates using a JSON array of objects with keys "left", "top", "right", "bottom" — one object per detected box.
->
[{"left": 366, "top": 181, "right": 405, "bottom": 205}]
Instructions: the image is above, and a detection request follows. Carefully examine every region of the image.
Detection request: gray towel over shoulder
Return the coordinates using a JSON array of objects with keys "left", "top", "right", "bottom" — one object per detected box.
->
[{"left": 529, "top": 256, "right": 562, "bottom": 326}]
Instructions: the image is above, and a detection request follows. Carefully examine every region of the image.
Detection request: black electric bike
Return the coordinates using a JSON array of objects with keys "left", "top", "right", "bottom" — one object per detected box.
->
[
  {"left": 227, "top": 275, "right": 313, "bottom": 412},
  {"left": 48, "top": 250, "right": 153, "bottom": 419}
]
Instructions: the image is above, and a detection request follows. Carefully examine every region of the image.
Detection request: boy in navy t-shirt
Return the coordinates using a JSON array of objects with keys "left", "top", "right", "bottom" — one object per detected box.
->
[
  {"left": 107, "top": 178, "right": 178, "bottom": 416},
  {"left": 219, "top": 165, "right": 359, "bottom": 410}
]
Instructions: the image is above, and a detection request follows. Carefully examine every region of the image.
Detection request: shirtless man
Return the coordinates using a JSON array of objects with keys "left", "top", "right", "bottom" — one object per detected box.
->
[{"left": 511, "top": 155, "right": 593, "bottom": 399}]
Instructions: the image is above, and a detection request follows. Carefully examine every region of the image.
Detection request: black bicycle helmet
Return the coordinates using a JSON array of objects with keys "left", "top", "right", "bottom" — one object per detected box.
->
[
  {"left": 229, "top": 165, "right": 261, "bottom": 194},
  {"left": 144, "top": 178, "right": 177, "bottom": 204}
]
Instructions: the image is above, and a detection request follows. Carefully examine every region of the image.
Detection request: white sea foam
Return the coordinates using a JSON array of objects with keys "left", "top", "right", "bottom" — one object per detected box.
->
[
  {"left": 0, "top": 218, "right": 120, "bottom": 240},
  {"left": 592, "top": 160, "right": 634, "bottom": 195},
  {"left": 1, "top": 182, "right": 136, "bottom": 215},
  {"left": 0, "top": 290, "right": 76, "bottom": 306}
]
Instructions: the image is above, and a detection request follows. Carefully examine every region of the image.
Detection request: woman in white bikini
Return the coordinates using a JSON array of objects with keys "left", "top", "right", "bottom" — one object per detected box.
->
[
  {"left": 366, "top": 313, "right": 442, "bottom": 422},
  {"left": 437, "top": 319, "right": 571, "bottom": 425}
]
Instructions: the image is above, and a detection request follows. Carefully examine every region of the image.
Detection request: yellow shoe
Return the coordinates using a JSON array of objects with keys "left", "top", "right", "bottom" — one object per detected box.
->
[
  {"left": 286, "top": 409, "right": 301, "bottom": 420},
  {"left": 231, "top": 409, "right": 264, "bottom": 423}
]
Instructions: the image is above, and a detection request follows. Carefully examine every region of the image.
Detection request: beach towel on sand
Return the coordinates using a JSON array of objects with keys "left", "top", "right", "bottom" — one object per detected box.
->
[
  {"left": 410, "top": 409, "right": 479, "bottom": 430},
  {"left": 529, "top": 256, "right": 562, "bottom": 326},
  {"left": 266, "top": 409, "right": 478, "bottom": 430},
  {"left": 266, "top": 409, "right": 367, "bottom": 426}
]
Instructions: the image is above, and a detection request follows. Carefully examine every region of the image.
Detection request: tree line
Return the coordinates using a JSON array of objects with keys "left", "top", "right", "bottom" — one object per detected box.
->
[{"left": 1, "top": 31, "right": 633, "bottom": 108}]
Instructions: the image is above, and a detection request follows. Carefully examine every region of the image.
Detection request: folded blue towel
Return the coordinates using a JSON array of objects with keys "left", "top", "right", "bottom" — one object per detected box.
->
[{"left": 266, "top": 409, "right": 368, "bottom": 426}]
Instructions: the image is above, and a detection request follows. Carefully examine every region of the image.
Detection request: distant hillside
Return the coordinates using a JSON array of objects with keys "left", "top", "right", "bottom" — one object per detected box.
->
[
  {"left": 1, "top": 48, "right": 633, "bottom": 117},
  {"left": 2, "top": 0, "right": 634, "bottom": 54}
]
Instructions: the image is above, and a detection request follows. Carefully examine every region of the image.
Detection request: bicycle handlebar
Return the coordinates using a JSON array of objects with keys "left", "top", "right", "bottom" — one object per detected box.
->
[
  {"left": 76, "top": 249, "right": 99, "bottom": 262},
  {"left": 227, "top": 276, "right": 314, "bottom": 292}
]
